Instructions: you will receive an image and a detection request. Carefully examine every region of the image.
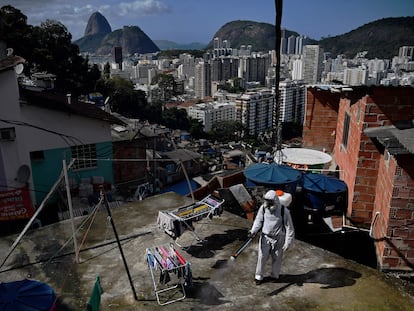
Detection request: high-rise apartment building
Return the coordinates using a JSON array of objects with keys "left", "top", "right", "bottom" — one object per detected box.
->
[
  {"left": 302, "top": 45, "right": 324, "bottom": 84},
  {"left": 195, "top": 62, "right": 211, "bottom": 99},
  {"left": 113, "top": 46, "right": 123, "bottom": 70},
  {"left": 343, "top": 68, "right": 368, "bottom": 86},
  {"left": 188, "top": 102, "right": 236, "bottom": 132},
  {"left": 287, "top": 35, "right": 296, "bottom": 55},
  {"left": 399, "top": 46, "right": 414, "bottom": 59},
  {"left": 278, "top": 80, "right": 306, "bottom": 124},
  {"left": 243, "top": 54, "right": 271, "bottom": 85},
  {"left": 211, "top": 57, "right": 240, "bottom": 82},
  {"left": 235, "top": 89, "right": 274, "bottom": 137},
  {"left": 292, "top": 59, "right": 303, "bottom": 80}
]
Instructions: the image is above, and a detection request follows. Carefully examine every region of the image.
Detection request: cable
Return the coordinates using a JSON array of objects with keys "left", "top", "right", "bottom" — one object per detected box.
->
[{"left": 0, "top": 118, "right": 83, "bottom": 146}]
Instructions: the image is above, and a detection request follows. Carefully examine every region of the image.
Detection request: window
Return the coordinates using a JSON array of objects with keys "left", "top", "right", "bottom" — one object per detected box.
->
[
  {"left": 71, "top": 144, "right": 97, "bottom": 170},
  {"left": 0, "top": 127, "right": 16, "bottom": 141},
  {"left": 341, "top": 112, "right": 351, "bottom": 149},
  {"left": 30, "top": 150, "right": 44, "bottom": 161}
]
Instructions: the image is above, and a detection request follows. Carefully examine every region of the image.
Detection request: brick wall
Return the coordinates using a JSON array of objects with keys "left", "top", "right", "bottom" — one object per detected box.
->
[
  {"left": 113, "top": 140, "right": 147, "bottom": 185},
  {"left": 334, "top": 87, "right": 414, "bottom": 225},
  {"left": 374, "top": 155, "right": 414, "bottom": 271},
  {"left": 303, "top": 88, "right": 340, "bottom": 152}
]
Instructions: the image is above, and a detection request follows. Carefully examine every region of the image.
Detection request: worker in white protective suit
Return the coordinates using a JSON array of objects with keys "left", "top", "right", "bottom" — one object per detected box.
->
[{"left": 248, "top": 190, "right": 295, "bottom": 285}]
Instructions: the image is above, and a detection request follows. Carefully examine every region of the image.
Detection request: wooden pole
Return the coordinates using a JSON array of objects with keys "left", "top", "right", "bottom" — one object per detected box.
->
[{"left": 63, "top": 159, "right": 79, "bottom": 263}]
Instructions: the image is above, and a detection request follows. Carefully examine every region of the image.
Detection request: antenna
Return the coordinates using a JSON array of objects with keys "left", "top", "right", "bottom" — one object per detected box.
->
[{"left": 6, "top": 48, "right": 13, "bottom": 56}]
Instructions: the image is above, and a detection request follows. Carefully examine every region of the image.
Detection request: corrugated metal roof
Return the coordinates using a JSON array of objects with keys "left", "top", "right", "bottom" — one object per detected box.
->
[{"left": 364, "top": 125, "right": 414, "bottom": 155}]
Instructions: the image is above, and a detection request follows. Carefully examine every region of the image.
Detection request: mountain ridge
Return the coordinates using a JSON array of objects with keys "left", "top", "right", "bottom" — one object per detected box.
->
[
  {"left": 318, "top": 16, "right": 414, "bottom": 58},
  {"left": 74, "top": 14, "right": 414, "bottom": 59},
  {"left": 74, "top": 13, "right": 159, "bottom": 55}
]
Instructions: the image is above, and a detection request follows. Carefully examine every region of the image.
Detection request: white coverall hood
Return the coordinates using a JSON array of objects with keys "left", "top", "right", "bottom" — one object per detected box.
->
[{"left": 263, "top": 190, "right": 280, "bottom": 211}]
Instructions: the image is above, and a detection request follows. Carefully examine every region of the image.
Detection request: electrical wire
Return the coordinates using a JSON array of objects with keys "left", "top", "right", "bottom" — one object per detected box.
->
[{"left": 0, "top": 118, "right": 83, "bottom": 146}]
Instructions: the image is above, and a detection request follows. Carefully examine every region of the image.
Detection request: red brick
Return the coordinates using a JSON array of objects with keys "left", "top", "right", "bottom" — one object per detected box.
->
[
  {"left": 395, "top": 209, "right": 414, "bottom": 220},
  {"left": 393, "top": 228, "right": 409, "bottom": 239},
  {"left": 382, "top": 257, "right": 400, "bottom": 268}
]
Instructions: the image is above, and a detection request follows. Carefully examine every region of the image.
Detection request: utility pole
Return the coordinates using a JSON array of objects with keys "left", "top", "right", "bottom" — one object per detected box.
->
[{"left": 274, "top": 0, "right": 284, "bottom": 164}]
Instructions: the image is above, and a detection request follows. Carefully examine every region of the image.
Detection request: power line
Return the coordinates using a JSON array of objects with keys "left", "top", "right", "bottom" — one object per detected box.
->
[{"left": 0, "top": 118, "right": 84, "bottom": 146}]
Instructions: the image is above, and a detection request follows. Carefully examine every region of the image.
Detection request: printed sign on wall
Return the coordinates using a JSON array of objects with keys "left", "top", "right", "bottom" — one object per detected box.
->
[{"left": 0, "top": 187, "right": 34, "bottom": 221}]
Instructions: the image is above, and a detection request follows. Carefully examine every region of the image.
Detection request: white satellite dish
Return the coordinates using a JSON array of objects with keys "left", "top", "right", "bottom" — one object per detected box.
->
[
  {"left": 14, "top": 63, "right": 24, "bottom": 75},
  {"left": 16, "top": 164, "right": 31, "bottom": 183},
  {"left": 6, "top": 48, "right": 13, "bottom": 56}
]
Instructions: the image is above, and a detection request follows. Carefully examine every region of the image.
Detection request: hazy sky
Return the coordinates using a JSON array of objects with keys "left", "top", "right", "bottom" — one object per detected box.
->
[{"left": 1, "top": 0, "right": 413, "bottom": 43}]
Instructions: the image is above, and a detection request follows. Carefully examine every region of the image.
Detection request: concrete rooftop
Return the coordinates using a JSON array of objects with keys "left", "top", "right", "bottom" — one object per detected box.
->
[{"left": 1, "top": 192, "right": 414, "bottom": 310}]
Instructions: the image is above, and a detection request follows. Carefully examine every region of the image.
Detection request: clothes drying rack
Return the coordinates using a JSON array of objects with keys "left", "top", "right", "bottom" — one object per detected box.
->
[
  {"left": 157, "top": 194, "right": 225, "bottom": 248},
  {"left": 146, "top": 243, "right": 191, "bottom": 305}
]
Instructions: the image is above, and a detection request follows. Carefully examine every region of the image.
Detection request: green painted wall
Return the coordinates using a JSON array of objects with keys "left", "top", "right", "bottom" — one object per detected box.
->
[{"left": 30, "top": 142, "right": 114, "bottom": 205}]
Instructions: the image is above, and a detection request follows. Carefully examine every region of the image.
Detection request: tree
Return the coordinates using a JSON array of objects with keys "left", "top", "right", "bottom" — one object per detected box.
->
[
  {"left": 161, "top": 107, "right": 189, "bottom": 130},
  {"left": 0, "top": 5, "right": 35, "bottom": 76},
  {"left": 209, "top": 120, "right": 244, "bottom": 142},
  {"left": 152, "top": 73, "right": 176, "bottom": 102},
  {"left": 96, "top": 76, "right": 149, "bottom": 118},
  {"left": 0, "top": 6, "right": 100, "bottom": 95},
  {"left": 188, "top": 117, "right": 206, "bottom": 139}
]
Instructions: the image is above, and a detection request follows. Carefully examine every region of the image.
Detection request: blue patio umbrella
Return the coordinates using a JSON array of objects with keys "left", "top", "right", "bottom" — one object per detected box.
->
[
  {"left": 244, "top": 163, "right": 302, "bottom": 191},
  {"left": 302, "top": 173, "right": 347, "bottom": 194},
  {"left": 0, "top": 279, "right": 56, "bottom": 311}
]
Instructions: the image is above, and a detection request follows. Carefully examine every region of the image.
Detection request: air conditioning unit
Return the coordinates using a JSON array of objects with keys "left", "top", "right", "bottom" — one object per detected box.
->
[{"left": 0, "top": 127, "right": 16, "bottom": 141}]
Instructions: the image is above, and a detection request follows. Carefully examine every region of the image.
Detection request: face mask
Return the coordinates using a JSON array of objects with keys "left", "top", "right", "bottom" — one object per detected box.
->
[{"left": 264, "top": 199, "right": 273, "bottom": 208}]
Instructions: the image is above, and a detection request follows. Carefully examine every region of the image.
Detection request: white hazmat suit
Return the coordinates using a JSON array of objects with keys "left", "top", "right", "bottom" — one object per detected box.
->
[{"left": 249, "top": 190, "right": 295, "bottom": 284}]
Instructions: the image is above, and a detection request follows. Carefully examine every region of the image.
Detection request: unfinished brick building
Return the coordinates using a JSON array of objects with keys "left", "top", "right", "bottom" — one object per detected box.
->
[{"left": 304, "top": 86, "right": 414, "bottom": 272}]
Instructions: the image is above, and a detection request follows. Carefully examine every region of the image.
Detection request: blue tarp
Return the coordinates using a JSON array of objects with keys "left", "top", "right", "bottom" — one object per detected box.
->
[
  {"left": 160, "top": 179, "right": 198, "bottom": 196},
  {"left": 244, "top": 163, "right": 302, "bottom": 190},
  {"left": 302, "top": 173, "right": 347, "bottom": 194},
  {"left": 302, "top": 173, "right": 348, "bottom": 216},
  {"left": 0, "top": 279, "right": 56, "bottom": 311}
]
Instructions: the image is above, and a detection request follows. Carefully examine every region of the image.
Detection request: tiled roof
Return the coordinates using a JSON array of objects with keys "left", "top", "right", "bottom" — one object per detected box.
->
[{"left": 19, "top": 88, "right": 125, "bottom": 125}]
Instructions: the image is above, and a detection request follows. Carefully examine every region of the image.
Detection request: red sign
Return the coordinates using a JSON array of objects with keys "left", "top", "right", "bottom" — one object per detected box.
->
[{"left": 0, "top": 187, "right": 35, "bottom": 221}]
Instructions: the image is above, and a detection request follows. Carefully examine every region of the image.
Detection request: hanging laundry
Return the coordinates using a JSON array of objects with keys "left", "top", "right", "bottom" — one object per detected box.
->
[{"left": 87, "top": 275, "right": 103, "bottom": 311}]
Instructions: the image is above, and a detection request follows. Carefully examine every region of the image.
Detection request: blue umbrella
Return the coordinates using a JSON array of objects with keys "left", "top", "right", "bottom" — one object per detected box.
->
[
  {"left": 303, "top": 173, "right": 347, "bottom": 194},
  {"left": 244, "top": 163, "right": 302, "bottom": 187},
  {"left": 0, "top": 279, "right": 56, "bottom": 311}
]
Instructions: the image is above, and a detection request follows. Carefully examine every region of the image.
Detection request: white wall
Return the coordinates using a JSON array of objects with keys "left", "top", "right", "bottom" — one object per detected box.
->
[{"left": 0, "top": 68, "right": 112, "bottom": 193}]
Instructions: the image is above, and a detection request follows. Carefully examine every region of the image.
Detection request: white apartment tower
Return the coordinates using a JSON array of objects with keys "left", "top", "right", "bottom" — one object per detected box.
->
[
  {"left": 278, "top": 80, "right": 306, "bottom": 124},
  {"left": 399, "top": 46, "right": 414, "bottom": 59},
  {"left": 188, "top": 102, "right": 236, "bottom": 132},
  {"left": 302, "top": 45, "right": 324, "bottom": 84},
  {"left": 235, "top": 89, "right": 274, "bottom": 137},
  {"left": 195, "top": 62, "right": 211, "bottom": 99},
  {"left": 292, "top": 59, "right": 303, "bottom": 80},
  {"left": 343, "top": 68, "right": 368, "bottom": 86}
]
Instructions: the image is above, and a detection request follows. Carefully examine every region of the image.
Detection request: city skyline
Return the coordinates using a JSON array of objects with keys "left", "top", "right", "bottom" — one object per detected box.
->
[{"left": 1, "top": 0, "right": 413, "bottom": 44}]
